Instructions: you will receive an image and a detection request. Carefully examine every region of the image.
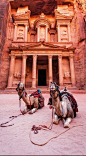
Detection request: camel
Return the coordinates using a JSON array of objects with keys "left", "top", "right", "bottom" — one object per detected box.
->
[
  {"left": 16, "top": 82, "right": 44, "bottom": 114},
  {"left": 49, "top": 82, "right": 74, "bottom": 128}
]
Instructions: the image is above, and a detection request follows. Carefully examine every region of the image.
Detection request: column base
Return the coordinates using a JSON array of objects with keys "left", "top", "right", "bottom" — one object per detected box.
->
[
  {"left": 71, "top": 84, "right": 76, "bottom": 87},
  {"left": 31, "top": 87, "right": 36, "bottom": 89},
  {"left": 6, "top": 87, "right": 16, "bottom": 90}
]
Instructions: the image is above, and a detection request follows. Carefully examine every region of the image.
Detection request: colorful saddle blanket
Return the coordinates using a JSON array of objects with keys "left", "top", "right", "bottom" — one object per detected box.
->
[
  {"left": 30, "top": 91, "right": 44, "bottom": 108},
  {"left": 61, "top": 91, "right": 78, "bottom": 112}
]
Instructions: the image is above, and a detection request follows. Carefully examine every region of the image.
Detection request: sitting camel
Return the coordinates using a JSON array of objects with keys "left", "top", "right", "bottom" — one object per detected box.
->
[
  {"left": 16, "top": 82, "right": 44, "bottom": 114},
  {"left": 49, "top": 82, "right": 74, "bottom": 128}
]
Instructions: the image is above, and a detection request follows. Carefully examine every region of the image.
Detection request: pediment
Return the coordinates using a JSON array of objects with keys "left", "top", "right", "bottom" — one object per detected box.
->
[
  {"left": 19, "top": 41, "right": 66, "bottom": 50},
  {"left": 9, "top": 41, "right": 75, "bottom": 51}
]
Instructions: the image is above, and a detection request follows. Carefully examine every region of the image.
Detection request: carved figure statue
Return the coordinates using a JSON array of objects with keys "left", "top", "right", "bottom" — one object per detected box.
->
[
  {"left": 49, "top": 82, "right": 77, "bottom": 128},
  {"left": 16, "top": 82, "right": 44, "bottom": 114}
]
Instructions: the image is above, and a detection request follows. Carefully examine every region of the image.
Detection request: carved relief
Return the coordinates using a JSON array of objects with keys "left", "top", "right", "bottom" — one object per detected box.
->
[
  {"left": 13, "top": 72, "right": 21, "bottom": 79},
  {"left": 60, "top": 26, "right": 68, "bottom": 42},
  {"left": 64, "top": 71, "right": 71, "bottom": 78},
  {"left": 62, "top": 57, "right": 71, "bottom": 84},
  {"left": 8, "top": 25, "right": 14, "bottom": 40},
  {"left": 40, "top": 26, "right": 46, "bottom": 41},
  {"left": 17, "top": 26, "right": 24, "bottom": 41}
]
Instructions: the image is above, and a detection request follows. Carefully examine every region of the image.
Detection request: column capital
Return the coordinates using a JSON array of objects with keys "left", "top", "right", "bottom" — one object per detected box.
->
[
  {"left": 68, "top": 23, "right": 70, "bottom": 26},
  {"left": 14, "top": 23, "right": 18, "bottom": 26},
  {"left": 33, "top": 55, "right": 37, "bottom": 59},
  {"left": 22, "top": 55, "right": 27, "bottom": 59},
  {"left": 48, "top": 55, "right": 53, "bottom": 59},
  {"left": 10, "top": 54, "right": 16, "bottom": 59},
  {"left": 29, "top": 30, "right": 36, "bottom": 35},
  {"left": 49, "top": 29, "right": 56, "bottom": 34},
  {"left": 57, "top": 24, "right": 60, "bottom": 27},
  {"left": 58, "top": 55, "right": 62, "bottom": 59},
  {"left": 69, "top": 54, "right": 73, "bottom": 59},
  {"left": 25, "top": 23, "right": 28, "bottom": 26}
]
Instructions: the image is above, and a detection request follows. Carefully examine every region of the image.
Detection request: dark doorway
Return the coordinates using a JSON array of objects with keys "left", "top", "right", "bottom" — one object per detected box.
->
[{"left": 38, "top": 69, "right": 46, "bottom": 86}]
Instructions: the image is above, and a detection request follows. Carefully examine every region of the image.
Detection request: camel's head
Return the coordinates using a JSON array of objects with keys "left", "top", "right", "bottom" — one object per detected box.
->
[
  {"left": 50, "top": 82, "right": 59, "bottom": 97},
  {"left": 16, "top": 82, "right": 25, "bottom": 93}
]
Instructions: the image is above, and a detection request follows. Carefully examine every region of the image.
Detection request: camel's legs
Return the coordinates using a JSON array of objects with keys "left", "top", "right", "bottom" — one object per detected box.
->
[
  {"left": 53, "top": 114, "right": 61, "bottom": 125},
  {"left": 28, "top": 108, "right": 37, "bottom": 114},
  {"left": 28, "top": 97, "right": 38, "bottom": 114},
  {"left": 63, "top": 117, "right": 72, "bottom": 128}
]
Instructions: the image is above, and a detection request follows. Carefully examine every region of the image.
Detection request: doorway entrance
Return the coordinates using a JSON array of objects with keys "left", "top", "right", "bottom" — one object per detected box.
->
[{"left": 38, "top": 69, "right": 46, "bottom": 86}]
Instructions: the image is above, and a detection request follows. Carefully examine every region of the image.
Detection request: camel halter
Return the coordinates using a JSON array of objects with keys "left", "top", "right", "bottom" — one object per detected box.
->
[
  {"left": 29, "top": 124, "right": 86, "bottom": 146},
  {"left": 0, "top": 90, "right": 27, "bottom": 127},
  {"left": 29, "top": 94, "right": 55, "bottom": 144}
]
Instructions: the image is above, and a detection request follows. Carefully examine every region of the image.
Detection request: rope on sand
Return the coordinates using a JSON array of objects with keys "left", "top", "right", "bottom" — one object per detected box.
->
[{"left": 29, "top": 124, "right": 86, "bottom": 146}]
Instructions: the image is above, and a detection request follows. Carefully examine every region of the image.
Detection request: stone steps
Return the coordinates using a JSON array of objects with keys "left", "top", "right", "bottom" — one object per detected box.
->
[{"left": 0, "top": 88, "right": 86, "bottom": 94}]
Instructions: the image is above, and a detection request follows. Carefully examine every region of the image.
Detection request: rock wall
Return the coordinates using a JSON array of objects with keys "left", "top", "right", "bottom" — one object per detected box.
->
[
  {"left": 71, "top": 5, "right": 86, "bottom": 89},
  {"left": 0, "top": 0, "right": 9, "bottom": 89}
]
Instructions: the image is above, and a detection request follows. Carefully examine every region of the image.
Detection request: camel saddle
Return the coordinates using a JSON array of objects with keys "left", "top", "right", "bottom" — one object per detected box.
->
[{"left": 30, "top": 90, "right": 44, "bottom": 108}]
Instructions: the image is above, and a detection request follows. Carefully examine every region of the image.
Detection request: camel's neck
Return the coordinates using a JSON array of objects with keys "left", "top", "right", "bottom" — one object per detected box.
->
[
  {"left": 18, "top": 90, "right": 30, "bottom": 105},
  {"left": 53, "top": 96, "right": 62, "bottom": 116}
]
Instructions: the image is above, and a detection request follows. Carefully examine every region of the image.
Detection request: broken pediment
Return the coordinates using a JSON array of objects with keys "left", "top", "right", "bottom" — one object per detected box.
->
[
  {"left": 55, "top": 9, "right": 73, "bottom": 20},
  {"left": 17, "top": 6, "right": 28, "bottom": 14},
  {"left": 18, "top": 41, "right": 66, "bottom": 50},
  {"left": 9, "top": 41, "right": 75, "bottom": 51},
  {"left": 12, "top": 9, "right": 30, "bottom": 21}
]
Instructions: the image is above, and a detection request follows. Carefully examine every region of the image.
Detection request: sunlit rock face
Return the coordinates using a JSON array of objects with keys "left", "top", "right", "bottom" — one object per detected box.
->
[
  {"left": 10, "top": 0, "right": 75, "bottom": 15},
  {"left": 0, "top": 0, "right": 86, "bottom": 90}
]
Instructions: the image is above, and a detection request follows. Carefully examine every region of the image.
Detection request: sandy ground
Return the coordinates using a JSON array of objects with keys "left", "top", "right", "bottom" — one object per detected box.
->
[{"left": 0, "top": 93, "right": 86, "bottom": 155}]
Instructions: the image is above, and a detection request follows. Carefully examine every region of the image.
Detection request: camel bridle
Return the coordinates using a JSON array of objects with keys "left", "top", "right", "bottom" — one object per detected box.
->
[{"left": 50, "top": 83, "right": 59, "bottom": 100}]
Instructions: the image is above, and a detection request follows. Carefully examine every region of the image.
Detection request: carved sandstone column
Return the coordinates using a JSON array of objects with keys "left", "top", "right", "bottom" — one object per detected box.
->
[
  {"left": 48, "top": 55, "right": 53, "bottom": 87},
  {"left": 25, "top": 24, "right": 28, "bottom": 42},
  {"left": 69, "top": 54, "right": 76, "bottom": 86},
  {"left": 49, "top": 29, "right": 56, "bottom": 42},
  {"left": 37, "top": 27, "right": 40, "bottom": 42},
  {"left": 30, "top": 30, "right": 36, "bottom": 42},
  {"left": 21, "top": 55, "right": 27, "bottom": 85},
  {"left": 57, "top": 24, "right": 61, "bottom": 42},
  {"left": 68, "top": 23, "right": 71, "bottom": 42},
  {"left": 14, "top": 23, "right": 17, "bottom": 41},
  {"left": 58, "top": 55, "right": 63, "bottom": 86},
  {"left": 8, "top": 55, "right": 15, "bottom": 87},
  {"left": 32, "top": 55, "right": 37, "bottom": 88},
  {"left": 46, "top": 27, "right": 48, "bottom": 42}
]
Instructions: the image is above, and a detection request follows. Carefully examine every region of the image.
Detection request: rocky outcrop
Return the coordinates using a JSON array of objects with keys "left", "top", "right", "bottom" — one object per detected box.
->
[
  {"left": 71, "top": 3, "right": 86, "bottom": 89},
  {"left": 0, "top": 0, "right": 9, "bottom": 89},
  {"left": 10, "top": 0, "right": 74, "bottom": 15},
  {"left": 0, "top": 0, "right": 9, "bottom": 62}
]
